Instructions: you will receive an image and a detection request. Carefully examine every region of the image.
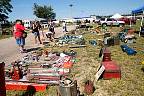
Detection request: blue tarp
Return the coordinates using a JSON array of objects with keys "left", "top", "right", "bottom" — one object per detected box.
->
[{"left": 132, "top": 5, "right": 144, "bottom": 14}]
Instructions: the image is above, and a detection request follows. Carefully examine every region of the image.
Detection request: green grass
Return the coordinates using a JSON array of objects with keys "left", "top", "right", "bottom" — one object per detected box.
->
[
  {"left": 0, "top": 35, "right": 12, "bottom": 40},
  {"left": 133, "top": 19, "right": 142, "bottom": 31}
]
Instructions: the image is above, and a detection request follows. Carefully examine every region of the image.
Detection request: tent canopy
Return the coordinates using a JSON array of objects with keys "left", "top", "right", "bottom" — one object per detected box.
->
[
  {"left": 110, "top": 13, "right": 123, "bottom": 19},
  {"left": 132, "top": 5, "right": 144, "bottom": 14}
]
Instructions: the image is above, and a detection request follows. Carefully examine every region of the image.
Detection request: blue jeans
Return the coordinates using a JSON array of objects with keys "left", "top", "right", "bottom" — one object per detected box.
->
[
  {"left": 16, "top": 37, "right": 25, "bottom": 46},
  {"left": 33, "top": 32, "right": 40, "bottom": 36}
]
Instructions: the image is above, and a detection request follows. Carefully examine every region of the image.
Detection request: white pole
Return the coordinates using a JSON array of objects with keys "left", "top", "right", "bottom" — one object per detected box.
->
[
  {"left": 139, "top": 10, "right": 144, "bottom": 37},
  {"left": 0, "top": 23, "right": 2, "bottom": 35},
  {"left": 130, "top": 15, "right": 132, "bottom": 28}
]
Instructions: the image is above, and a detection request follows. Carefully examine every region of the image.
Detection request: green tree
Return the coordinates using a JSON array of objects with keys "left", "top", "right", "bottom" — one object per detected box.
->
[
  {"left": 33, "top": 3, "right": 56, "bottom": 20},
  {"left": 0, "top": 0, "right": 13, "bottom": 21}
]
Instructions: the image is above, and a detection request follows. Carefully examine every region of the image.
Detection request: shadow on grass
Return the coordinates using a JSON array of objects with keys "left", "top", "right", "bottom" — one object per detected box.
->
[
  {"left": 21, "top": 86, "right": 36, "bottom": 96},
  {"left": 26, "top": 47, "right": 41, "bottom": 53}
]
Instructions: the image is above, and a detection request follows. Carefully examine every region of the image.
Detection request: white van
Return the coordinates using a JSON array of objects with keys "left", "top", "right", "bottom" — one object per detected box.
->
[{"left": 23, "top": 20, "right": 32, "bottom": 29}]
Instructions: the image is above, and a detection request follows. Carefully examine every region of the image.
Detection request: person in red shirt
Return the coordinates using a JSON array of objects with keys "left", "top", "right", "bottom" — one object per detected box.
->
[{"left": 13, "top": 20, "right": 26, "bottom": 53}]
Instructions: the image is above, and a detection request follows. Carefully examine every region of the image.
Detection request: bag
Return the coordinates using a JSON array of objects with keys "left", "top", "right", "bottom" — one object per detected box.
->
[
  {"left": 23, "top": 31, "right": 27, "bottom": 38},
  {"left": 120, "top": 45, "right": 137, "bottom": 55}
]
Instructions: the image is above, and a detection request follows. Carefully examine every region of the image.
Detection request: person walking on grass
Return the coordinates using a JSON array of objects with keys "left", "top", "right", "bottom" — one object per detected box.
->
[
  {"left": 32, "top": 21, "right": 42, "bottom": 44},
  {"left": 13, "top": 19, "right": 26, "bottom": 53}
]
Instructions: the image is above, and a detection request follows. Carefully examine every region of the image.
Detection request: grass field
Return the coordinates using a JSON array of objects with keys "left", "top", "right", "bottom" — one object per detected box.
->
[{"left": 6, "top": 23, "right": 144, "bottom": 96}]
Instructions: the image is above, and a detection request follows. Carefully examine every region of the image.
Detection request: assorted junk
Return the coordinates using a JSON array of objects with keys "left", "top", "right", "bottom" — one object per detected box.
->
[
  {"left": 101, "top": 48, "right": 121, "bottom": 79},
  {"left": 89, "top": 40, "right": 97, "bottom": 46},
  {"left": 5, "top": 50, "right": 77, "bottom": 91},
  {"left": 58, "top": 35, "right": 85, "bottom": 45},
  {"left": 58, "top": 78, "right": 79, "bottom": 96},
  {"left": 84, "top": 80, "right": 95, "bottom": 95},
  {"left": 120, "top": 45, "right": 137, "bottom": 55}
]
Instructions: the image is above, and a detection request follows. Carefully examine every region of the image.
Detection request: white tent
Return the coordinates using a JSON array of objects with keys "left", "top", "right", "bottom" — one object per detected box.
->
[{"left": 110, "top": 13, "right": 123, "bottom": 19}]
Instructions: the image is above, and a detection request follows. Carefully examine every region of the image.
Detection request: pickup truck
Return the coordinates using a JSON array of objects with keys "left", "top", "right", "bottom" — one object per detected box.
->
[
  {"left": 98, "top": 18, "right": 125, "bottom": 27},
  {"left": 118, "top": 17, "right": 136, "bottom": 25}
]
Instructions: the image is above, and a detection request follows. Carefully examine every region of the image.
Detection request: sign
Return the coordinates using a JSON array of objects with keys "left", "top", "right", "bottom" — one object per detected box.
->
[{"left": 95, "top": 65, "right": 105, "bottom": 81}]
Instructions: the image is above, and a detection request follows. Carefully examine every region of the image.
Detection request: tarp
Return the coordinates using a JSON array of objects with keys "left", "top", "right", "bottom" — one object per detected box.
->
[
  {"left": 132, "top": 5, "right": 144, "bottom": 14},
  {"left": 110, "top": 13, "right": 123, "bottom": 19}
]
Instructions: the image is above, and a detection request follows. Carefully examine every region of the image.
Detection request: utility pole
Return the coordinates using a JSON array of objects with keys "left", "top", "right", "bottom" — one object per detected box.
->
[{"left": 69, "top": 4, "right": 73, "bottom": 19}]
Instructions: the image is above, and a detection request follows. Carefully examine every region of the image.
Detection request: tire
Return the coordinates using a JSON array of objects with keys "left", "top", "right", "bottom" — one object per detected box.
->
[
  {"left": 119, "top": 23, "right": 124, "bottom": 27},
  {"left": 102, "top": 23, "right": 107, "bottom": 27}
]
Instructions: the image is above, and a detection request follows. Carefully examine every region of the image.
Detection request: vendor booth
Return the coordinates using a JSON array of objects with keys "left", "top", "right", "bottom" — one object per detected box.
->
[{"left": 132, "top": 5, "right": 144, "bottom": 36}]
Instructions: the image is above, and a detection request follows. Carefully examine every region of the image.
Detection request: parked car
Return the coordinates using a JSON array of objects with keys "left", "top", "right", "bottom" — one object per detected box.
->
[
  {"left": 118, "top": 17, "right": 136, "bottom": 25},
  {"left": 98, "top": 18, "right": 125, "bottom": 27}
]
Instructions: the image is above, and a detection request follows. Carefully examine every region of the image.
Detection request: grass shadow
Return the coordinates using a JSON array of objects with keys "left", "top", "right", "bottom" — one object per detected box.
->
[
  {"left": 26, "top": 47, "right": 41, "bottom": 52},
  {"left": 21, "top": 85, "right": 36, "bottom": 96}
]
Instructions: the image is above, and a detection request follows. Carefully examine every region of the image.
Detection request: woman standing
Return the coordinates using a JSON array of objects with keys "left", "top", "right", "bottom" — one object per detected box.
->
[
  {"left": 13, "top": 20, "right": 26, "bottom": 53},
  {"left": 32, "top": 21, "right": 42, "bottom": 44}
]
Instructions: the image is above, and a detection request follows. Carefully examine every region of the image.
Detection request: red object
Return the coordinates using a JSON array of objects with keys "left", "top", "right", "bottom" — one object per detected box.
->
[
  {"left": 119, "top": 17, "right": 136, "bottom": 25},
  {"left": 63, "top": 61, "right": 73, "bottom": 68},
  {"left": 84, "top": 80, "right": 94, "bottom": 95},
  {"left": 11, "top": 67, "right": 21, "bottom": 80},
  {"left": 14, "top": 23, "right": 25, "bottom": 38},
  {"left": 6, "top": 82, "right": 47, "bottom": 92},
  {"left": 64, "top": 56, "right": 72, "bottom": 62},
  {"left": 102, "top": 61, "right": 121, "bottom": 79},
  {"left": 0, "top": 62, "right": 6, "bottom": 96},
  {"left": 127, "top": 29, "right": 135, "bottom": 35},
  {"left": 103, "top": 48, "right": 111, "bottom": 62},
  {"left": 33, "top": 76, "right": 60, "bottom": 81}
]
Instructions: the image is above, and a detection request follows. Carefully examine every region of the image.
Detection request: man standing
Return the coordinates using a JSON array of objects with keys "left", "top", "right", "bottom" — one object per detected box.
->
[
  {"left": 62, "top": 21, "right": 68, "bottom": 32},
  {"left": 32, "top": 21, "right": 42, "bottom": 44},
  {"left": 49, "top": 21, "right": 55, "bottom": 38},
  {"left": 13, "top": 20, "right": 26, "bottom": 53}
]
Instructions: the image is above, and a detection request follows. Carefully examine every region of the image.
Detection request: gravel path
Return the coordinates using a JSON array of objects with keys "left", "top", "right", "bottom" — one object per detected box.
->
[{"left": 0, "top": 25, "right": 76, "bottom": 67}]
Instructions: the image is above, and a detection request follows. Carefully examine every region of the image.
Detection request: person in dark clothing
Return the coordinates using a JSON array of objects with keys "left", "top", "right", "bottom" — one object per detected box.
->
[
  {"left": 32, "top": 21, "right": 42, "bottom": 44},
  {"left": 49, "top": 21, "right": 55, "bottom": 38}
]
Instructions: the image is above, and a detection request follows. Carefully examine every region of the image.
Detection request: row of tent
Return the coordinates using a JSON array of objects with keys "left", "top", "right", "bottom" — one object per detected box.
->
[{"left": 111, "top": 5, "right": 144, "bottom": 19}]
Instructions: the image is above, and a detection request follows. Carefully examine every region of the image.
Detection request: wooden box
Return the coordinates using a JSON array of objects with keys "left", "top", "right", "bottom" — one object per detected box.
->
[{"left": 102, "top": 61, "right": 121, "bottom": 79}]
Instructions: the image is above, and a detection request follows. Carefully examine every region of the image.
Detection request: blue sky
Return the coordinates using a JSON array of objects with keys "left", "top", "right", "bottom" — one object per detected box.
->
[{"left": 9, "top": 0, "right": 144, "bottom": 21}]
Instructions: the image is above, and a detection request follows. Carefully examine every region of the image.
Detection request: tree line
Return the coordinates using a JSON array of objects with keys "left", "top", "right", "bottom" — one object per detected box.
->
[{"left": 0, "top": 1, "right": 56, "bottom": 22}]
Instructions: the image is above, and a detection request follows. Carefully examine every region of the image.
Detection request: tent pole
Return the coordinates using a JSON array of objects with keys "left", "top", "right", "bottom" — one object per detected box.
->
[
  {"left": 130, "top": 14, "right": 132, "bottom": 28},
  {"left": 139, "top": 10, "right": 144, "bottom": 37}
]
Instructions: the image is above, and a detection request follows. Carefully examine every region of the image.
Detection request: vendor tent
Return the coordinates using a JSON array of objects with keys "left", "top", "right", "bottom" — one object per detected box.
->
[
  {"left": 132, "top": 5, "right": 144, "bottom": 14},
  {"left": 132, "top": 5, "right": 144, "bottom": 36},
  {"left": 110, "top": 13, "right": 123, "bottom": 19}
]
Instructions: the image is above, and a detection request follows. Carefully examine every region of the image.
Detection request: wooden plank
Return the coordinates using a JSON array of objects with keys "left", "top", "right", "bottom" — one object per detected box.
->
[
  {"left": 6, "top": 82, "right": 47, "bottom": 91},
  {"left": 95, "top": 65, "right": 105, "bottom": 81},
  {"left": 0, "top": 62, "right": 6, "bottom": 96}
]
